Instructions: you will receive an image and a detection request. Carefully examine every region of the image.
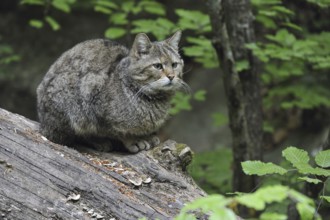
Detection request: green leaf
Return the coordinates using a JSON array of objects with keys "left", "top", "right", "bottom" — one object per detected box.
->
[
  {"left": 260, "top": 212, "right": 287, "bottom": 220},
  {"left": 45, "top": 16, "right": 60, "bottom": 31},
  {"left": 281, "top": 147, "right": 328, "bottom": 175},
  {"left": 315, "top": 149, "right": 330, "bottom": 168},
  {"left": 183, "top": 37, "right": 219, "bottom": 68},
  {"left": 110, "top": 13, "right": 128, "bottom": 25},
  {"left": 104, "top": 27, "right": 126, "bottom": 39},
  {"left": 296, "top": 202, "right": 317, "bottom": 220},
  {"left": 144, "top": 6, "right": 165, "bottom": 15},
  {"left": 309, "top": 167, "right": 330, "bottom": 176},
  {"left": 235, "top": 60, "right": 250, "bottom": 72},
  {"left": 139, "top": 1, "right": 166, "bottom": 16},
  {"left": 236, "top": 185, "right": 288, "bottom": 210},
  {"left": 212, "top": 112, "right": 228, "bottom": 127},
  {"left": 170, "top": 92, "right": 192, "bottom": 115},
  {"left": 193, "top": 90, "right": 206, "bottom": 101},
  {"left": 20, "top": 0, "right": 44, "bottom": 5},
  {"left": 95, "top": 0, "right": 118, "bottom": 9},
  {"left": 320, "top": 196, "right": 330, "bottom": 203},
  {"left": 29, "top": 19, "right": 44, "bottom": 29},
  {"left": 94, "top": 5, "right": 112, "bottom": 14},
  {"left": 122, "top": 1, "right": 135, "bottom": 13},
  {"left": 242, "top": 161, "right": 288, "bottom": 176},
  {"left": 131, "top": 18, "right": 175, "bottom": 40},
  {"left": 175, "top": 9, "right": 211, "bottom": 33},
  {"left": 298, "top": 177, "right": 322, "bottom": 184},
  {"left": 288, "top": 189, "right": 314, "bottom": 205},
  {"left": 176, "top": 195, "right": 235, "bottom": 220},
  {"left": 52, "top": 0, "right": 71, "bottom": 13},
  {"left": 282, "top": 146, "right": 310, "bottom": 167},
  {"left": 282, "top": 22, "right": 303, "bottom": 31},
  {"left": 190, "top": 149, "right": 232, "bottom": 194}
]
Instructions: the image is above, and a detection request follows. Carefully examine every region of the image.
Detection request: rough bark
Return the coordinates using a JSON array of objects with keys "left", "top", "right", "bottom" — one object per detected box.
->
[
  {"left": 206, "top": 0, "right": 263, "bottom": 192},
  {"left": 0, "top": 108, "right": 206, "bottom": 220}
]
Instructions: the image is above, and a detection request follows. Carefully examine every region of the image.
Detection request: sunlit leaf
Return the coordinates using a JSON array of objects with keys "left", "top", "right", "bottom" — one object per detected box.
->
[
  {"left": 260, "top": 212, "right": 287, "bottom": 220},
  {"left": 94, "top": 5, "right": 112, "bottom": 14},
  {"left": 236, "top": 185, "right": 288, "bottom": 210},
  {"left": 320, "top": 196, "right": 330, "bottom": 203},
  {"left": 95, "top": 0, "right": 118, "bottom": 9},
  {"left": 242, "top": 161, "right": 288, "bottom": 176},
  {"left": 212, "top": 112, "right": 228, "bottom": 127},
  {"left": 110, "top": 13, "right": 128, "bottom": 25},
  {"left": 105, "top": 27, "right": 126, "bottom": 39},
  {"left": 21, "top": 0, "right": 44, "bottom": 5},
  {"left": 52, "top": 0, "right": 71, "bottom": 13},
  {"left": 282, "top": 146, "right": 310, "bottom": 167},
  {"left": 315, "top": 149, "right": 330, "bottom": 168},
  {"left": 298, "top": 177, "right": 322, "bottom": 184},
  {"left": 193, "top": 90, "right": 206, "bottom": 101},
  {"left": 29, "top": 19, "right": 44, "bottom": 29},
  {"left": 45, "top": 16, "right": 60, "bottom": 31}
]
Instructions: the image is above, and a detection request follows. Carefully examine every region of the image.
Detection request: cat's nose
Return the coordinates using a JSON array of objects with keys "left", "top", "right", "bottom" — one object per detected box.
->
[{"left": 167, "top": 74, "right": 174, "bottom": 81}]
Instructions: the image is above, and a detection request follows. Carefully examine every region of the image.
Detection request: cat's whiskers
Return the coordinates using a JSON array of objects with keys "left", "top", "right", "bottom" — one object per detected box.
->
[
  {"left": 178, "top": 81, "right": 191, "bottom": 95},
  {"left": 130, "top": 83, "right": 151, "bottom": 105}
]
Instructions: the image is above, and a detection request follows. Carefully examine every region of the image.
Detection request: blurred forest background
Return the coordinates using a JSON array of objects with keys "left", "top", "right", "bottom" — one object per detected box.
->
[{"left": 1, "top": 0, "right": 330, "bottom": 219}]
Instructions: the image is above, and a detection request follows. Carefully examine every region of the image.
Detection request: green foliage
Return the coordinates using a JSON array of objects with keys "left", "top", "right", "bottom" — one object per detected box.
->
[
  {"left": 306, "top": 0, "right": 330, "bottom": 8},
  {"left": 169, "top": 90, "right": 206, "bottom": 115},
  {"left": 236, "top": 185, "right": 289, "bottom": 210},
  {"left": 242, "top": 161, "right": 287, "bottom": 176},
  {"left": 0, "top": 40, "right": 20, "bottom": 76},
  {"left": 175, "top": 195, "right": 236, "bottom": 220},
  {"left": 51, "top": 0, "right": 76, "bottom": 13},
  {"left": 243, "top": 146, "right": 329, "bottom": 209},
  {"left": 264, "top": 85, "right": 330, "bottom": 110},
  {"left": 0, "top": 43, "right": 20, "bottom": 68},
  {"left": 175, "top": 9, "right": 211, "bottom": 33},
  {"left": 176, "top": 184, "right": 320, "bottom": 220},
  {"left": 243, "top": 146, "right": 330, "bottom": 178},
  {"left": 298, "top": 177, "right": 322, "bottom": 184},
  {"left": 211, "top": 112, "right": 228, "bottom": 127},
  {"left": 248, "top": 0, "right": 330, "bottom": 132},
  {"left": 169, "top": 92, "right": 192, "bottom": 115},
  {"left": 93, "top": 0, "right": 170, "bottom": 40},
  {"left": 21, "top": 0, "right": 76, "bottom": 30},
  {"left": 29, "top": 19, "right": 43, "bottom": 29},
  {"left": 45, "top": 16, "right": 60, "bottom": 31},
  {"left": 320, "top": 196, "right": 330, "bottom": 203},
  {"left": 131, "top": 18, "right": 176, "bottom": 40},
  {"left": 259, "top": 212, "right": 287, "bottom": 220},
  {"left": 282, "top": 147, "right": 330, "bottom": 176},
  {"left": 189, "top": 148, "right": 232, "bottom": 194},
  {"left": 105, "top": 27, "right": 126, "bottom": 39},
  {"left": 315, "top": 149, "right": 330, "bottom": 168},
  {"left": 180, "top": 146, "right": 329, "bottom": 220},
  {"left": 251, "top": 0, "right": 296, "bottom": 30},
  {"left": 183, "top": 37, "right": 219, "bottom": 68}
]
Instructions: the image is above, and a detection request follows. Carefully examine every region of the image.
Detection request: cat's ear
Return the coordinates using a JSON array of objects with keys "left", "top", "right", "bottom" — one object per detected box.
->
[
  {"left": 131, "top": 33, "right": 152, "bottom": 57},
  {"left": 166, "top": 30, "right": 182, "bottom": 50}
]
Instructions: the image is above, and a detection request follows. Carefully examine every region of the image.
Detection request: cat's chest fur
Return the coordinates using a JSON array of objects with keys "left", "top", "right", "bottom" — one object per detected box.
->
[{"left": 98, "top": 85, "right": 171, "bottom": 137}]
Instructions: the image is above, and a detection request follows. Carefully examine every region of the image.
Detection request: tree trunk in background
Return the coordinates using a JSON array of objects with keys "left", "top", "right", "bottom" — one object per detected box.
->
[{"left": 207, "top": 0, "right": 263, "bottom": 192}]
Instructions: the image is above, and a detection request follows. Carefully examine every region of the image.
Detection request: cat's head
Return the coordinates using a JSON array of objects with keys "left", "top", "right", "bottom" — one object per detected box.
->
[{"left": 124, "top": 31, "right": 188, "bottom": 97}]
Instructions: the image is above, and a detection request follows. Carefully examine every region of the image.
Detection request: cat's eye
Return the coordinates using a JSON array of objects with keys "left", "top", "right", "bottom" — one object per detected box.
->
[
  {"left": 172, "top": 62, "right": 178, "bottom": 68},
  {"left": 153, "top": 63, "right": 163, "bottom": 70}
]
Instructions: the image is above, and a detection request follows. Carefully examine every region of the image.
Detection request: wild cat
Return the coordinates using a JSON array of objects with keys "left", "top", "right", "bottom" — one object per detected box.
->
[{"left": 36, "top": 31, "right": 189, "bottom": 153}]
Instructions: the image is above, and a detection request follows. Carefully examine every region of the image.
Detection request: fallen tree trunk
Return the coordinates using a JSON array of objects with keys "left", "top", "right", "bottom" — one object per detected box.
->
[{"left": 0, "top": 108, "right": 206, "bottom": 220}]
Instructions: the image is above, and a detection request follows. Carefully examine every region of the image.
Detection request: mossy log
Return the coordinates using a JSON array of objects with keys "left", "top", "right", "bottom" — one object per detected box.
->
[{"left": 0, "top": 108, "right": 206, "bottom": 220}]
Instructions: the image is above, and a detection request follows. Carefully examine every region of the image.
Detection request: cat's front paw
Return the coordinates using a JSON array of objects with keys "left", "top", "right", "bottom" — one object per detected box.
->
[{"left": 123, "top": 136, "right": 160, "bottom": 153}]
